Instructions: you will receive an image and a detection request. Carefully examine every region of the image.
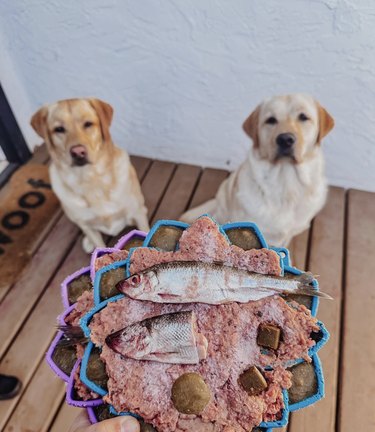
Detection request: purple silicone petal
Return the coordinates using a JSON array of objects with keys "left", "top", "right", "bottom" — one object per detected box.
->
[
  {"left": 114, "top": 230, "right": 147, "bottom": 250},
  {"left": 87, "top": 406, "right": 98, "bottom": 424},
  {"left": 61, "top": 266, "right": 91, "bottom": 309},
  {"left": 58, "top": 303, "right": 76, "bottom": 325},
  {"left": 46, "top": 304, "right": 78, "bottom": 382},
  {"left": 90, "top": 247, "right": 119, "bottom": 282},
  {"left": 66, "top": 360, "right": 103, "bottom": 408},
  {"left": 46, "top": 331, "right": 70, "bottom": 382}
]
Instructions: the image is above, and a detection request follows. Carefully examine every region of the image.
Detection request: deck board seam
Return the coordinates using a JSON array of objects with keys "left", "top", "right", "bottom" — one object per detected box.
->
[
  {"left": 149, "top": 163, "right": 178, "bottom": 224},
  {"left": 335, "top": 189, "right": 349, "bottom": 432},
  {"left": 140, "top": 159, "right": 153, "bottom": 183},
  {"left": 183, "top": 167, "right": 203, "bottom": 212},
  {"left": 0, "top": 229, "right": 80, "bottom": 362}
]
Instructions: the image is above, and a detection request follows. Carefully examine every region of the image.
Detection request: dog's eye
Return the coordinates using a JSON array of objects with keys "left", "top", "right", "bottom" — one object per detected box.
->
[
  {"left": 298, "top": 113, "right": 309, "bottom": 121},
  {"left": 265, "top": 116, "right": 277, "bottom": 125},
  {"left": 53, "top": 126, "right": 66, "bottom": 133},
  {"left": 83, "top": 121, "right": 93, "bottom": 129}
]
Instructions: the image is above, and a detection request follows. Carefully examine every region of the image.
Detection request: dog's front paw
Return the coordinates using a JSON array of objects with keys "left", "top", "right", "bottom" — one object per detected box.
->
[{"left": 82, "top": 236, "right": 95, "bottom": 254}]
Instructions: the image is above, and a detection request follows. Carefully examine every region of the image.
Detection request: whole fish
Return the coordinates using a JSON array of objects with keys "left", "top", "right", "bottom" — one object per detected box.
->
[
  {"left": 105, "top": 311, "right": 208, "bottom": 364},
  {"left": 117, "top": 261, "right": 332, "bottom": 304}
]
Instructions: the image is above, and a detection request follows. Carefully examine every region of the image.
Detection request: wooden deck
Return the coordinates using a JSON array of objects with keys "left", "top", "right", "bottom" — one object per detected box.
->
[{"left": 0, "top": 148, "right": 374, "bottom": 432}]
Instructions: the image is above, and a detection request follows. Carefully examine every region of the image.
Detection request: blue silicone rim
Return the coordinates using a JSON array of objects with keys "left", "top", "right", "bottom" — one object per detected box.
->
[{"left": 79, "top": 216, "right": 328, "bottom": 430}]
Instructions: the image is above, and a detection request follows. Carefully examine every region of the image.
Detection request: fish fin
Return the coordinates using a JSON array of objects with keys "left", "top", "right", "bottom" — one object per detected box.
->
[
  {"left": 296, "top": 271, "right": 316, "bottom": 285},
  {"left": 56, "top": 325, "right": 88, "bottom": 346},
  {"left": 290, "top": 285, "right": 333, "bottom": 300},
  {"left": 238, "top": 284, "right": 333, "bottom": 300},
  {"left": 293, "top": 272, "right": 332, "bottom": 299}
]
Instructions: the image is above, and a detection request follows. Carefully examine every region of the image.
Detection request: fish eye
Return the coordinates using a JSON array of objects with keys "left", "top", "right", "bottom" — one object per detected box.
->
[
  {"left": 53, "top": 126, "right": 66, "bottom": 133},
  {"left": 265, "top": 116, "right": 277, "bottom": 125},
  {"left": 128, "top": 274, "right": 141, "bottom": 287}
]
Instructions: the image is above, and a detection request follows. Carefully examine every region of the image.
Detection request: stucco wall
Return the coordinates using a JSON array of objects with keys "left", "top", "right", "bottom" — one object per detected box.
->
[{"left": 0, "top": 0, "right": 374, "bottom": 191}]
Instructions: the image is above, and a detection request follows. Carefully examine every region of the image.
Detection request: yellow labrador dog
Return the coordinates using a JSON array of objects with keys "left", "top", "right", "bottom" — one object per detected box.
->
[
  {"left": 181, "top": 94, "right": 334, "bottom": 246},
  {"left": 31, "top": 98, "right": 149, "bottom": 252}
]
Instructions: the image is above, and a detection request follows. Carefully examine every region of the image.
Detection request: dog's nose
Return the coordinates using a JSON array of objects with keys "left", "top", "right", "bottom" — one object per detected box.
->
[
  {"left": 276, "top": 133, "right": 296, "bottom": 150},
  {"left": 70, "top": 145, "right": 88, "bottom": 166}
]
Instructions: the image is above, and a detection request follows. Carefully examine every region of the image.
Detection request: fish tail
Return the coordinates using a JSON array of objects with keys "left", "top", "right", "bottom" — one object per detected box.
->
[
  {"left": 296, "top": 271, "right": 315, "bottom": 285},
  {"left": 293, "top": 272, "right": 333, "bottom": 299},
  {"left": 292, "top": 285, "right": 333, "bottom": 300}
]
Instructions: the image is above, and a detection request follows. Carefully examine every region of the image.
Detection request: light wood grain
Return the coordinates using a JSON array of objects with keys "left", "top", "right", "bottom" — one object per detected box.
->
[
  {"left": 130, "top": 155, "right": 152, "bottom": 181},
  {"left": 288, "top": 229, "right": 309, "bottom": 270},
  {"left": 141, "top": 160, "right": 176, "bottom": 220},
  {"left": 2, "top": 151, "right": 374, "bottom": 432},
  {"left": 3, "top": 359, "right": 66, "bottom": 432},
  {"left": 338, "top": 189, "right": 375, "bottom": 431},
  {"left": 49, "top": 401, "right": 82, "bottom": 432},
  {"left": 288, "top": 187, "right": 345, "bottom": 432},
  {"left": 188, "top": 168, "right": 228, "bottom": 210},
  {"left": 0, "top": 239, "right": 88, "bottom": 429},
  {"left": 0, "top": 215, "right": 78, "bottom": 357},
  {"left": 151, "top": 164, "right": 201, "bottom": 224}
]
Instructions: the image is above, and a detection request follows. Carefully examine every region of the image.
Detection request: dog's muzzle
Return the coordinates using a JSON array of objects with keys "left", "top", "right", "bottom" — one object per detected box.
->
[
  {"left": 70, "top": 145, "right": 89, "bottom": 166},
  {"left": 276, "top": 133, "right": 296, "bottom": 158}
]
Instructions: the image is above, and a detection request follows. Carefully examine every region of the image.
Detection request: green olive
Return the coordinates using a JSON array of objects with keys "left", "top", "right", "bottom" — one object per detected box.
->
[{"left": 171, "top": 372, "right": 211, "bottom": 414}]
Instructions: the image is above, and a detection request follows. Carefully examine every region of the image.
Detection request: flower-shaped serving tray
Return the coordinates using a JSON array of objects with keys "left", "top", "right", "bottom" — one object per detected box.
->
[{"left": 47, "top": 218, "right": 329, "bottom": 431}]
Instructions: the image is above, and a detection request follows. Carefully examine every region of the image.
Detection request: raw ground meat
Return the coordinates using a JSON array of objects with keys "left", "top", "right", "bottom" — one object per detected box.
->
[
  {"left": 73, "top": 363, "right": 100, "bottom": 401},
  {"left": 85, "top": 217, "right": 319, "bottom": 431},
  {"left": 65, "top": 290, "right": 94, "bottom": 327},
  {"left": 130, "top": 217, "right": 281, "bottom": 277},
  {"left": 92, "top": 296, "right": 316, "bottom": 431},
  {"left": 95, "top": 250, "right": 129, "bottom": 272}
]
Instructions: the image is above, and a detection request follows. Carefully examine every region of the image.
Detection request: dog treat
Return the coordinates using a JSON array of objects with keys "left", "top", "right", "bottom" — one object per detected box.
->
[
  {"left": 149, "top": 226, "right": 184, "bottom": 251},
  {"left": 68, "top": 273, "right": 92, "bottom": 304},
  {"left": 257, "top": 324, "right": 281, "bottom": 350},
  {"left": 239, "top": 366, "right": 268, "bottom": 396},
  {"left": 52, "top": 342, "right": 77, "bottom": 376},
  {"left": 171, "top": 373, "right": 211, "bottom": 414},
  {"left": 47, "top": 219, "right": 329, "bottom": 431},
  {"left": 86, "top": 348, "right": 108, "bottom": 389},
  {"left": 225, "top": 227, "right": 262, "bottom": 250},
  {"left": 99, "top": 267, "right": 126, "bottom": 300},
  {"left": 288, "top": 362, "right": 318, "bottom": 404}
]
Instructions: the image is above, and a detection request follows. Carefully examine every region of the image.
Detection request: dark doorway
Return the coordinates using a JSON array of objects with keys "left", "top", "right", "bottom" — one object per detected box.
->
[{"left": 0, "top": 84, "right": 31, "bottom": 187}]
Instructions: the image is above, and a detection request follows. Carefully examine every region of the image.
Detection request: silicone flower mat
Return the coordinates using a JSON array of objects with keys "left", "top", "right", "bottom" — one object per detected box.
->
[{"left": 47, "top": 218, "right": 329, "bottom": 431}]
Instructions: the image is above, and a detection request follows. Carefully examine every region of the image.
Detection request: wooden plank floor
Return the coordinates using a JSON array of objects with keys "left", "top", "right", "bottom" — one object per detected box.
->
[{"left": 0, "top": 151, "right": 374, "bottom": 432}]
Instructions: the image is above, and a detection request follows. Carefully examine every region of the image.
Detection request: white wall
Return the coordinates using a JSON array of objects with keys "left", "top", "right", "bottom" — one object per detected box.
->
[{"left": 0, "top": 0, "right": 375, "bottom": 192}]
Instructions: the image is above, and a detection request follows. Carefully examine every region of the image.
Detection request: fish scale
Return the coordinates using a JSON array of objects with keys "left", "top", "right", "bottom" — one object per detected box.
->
[
  {"left": 105, "top": 311, "right": 208, "bottom": 364},
  {"left": 117, "top": 261, "right": 332, "bottom": 304}
]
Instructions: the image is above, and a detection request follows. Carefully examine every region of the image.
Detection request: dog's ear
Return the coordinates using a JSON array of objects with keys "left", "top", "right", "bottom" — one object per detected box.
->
[
  {"left": 89, "top": 98, "right": 114, "bottom": 143},
  {"left": 30, "top": 106, "right": 49, "bottom": 138},
  {"left": 243, "top": 106, "right": 260, "bottom": 148},
  {"left": 316, "top": 103, "right": 334, "bottom": 144}
]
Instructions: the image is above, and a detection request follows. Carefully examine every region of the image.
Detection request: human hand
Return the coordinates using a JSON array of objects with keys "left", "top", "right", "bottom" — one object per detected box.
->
[{"left": 69, "top": 411, "right": 140, "bottom": 432}]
